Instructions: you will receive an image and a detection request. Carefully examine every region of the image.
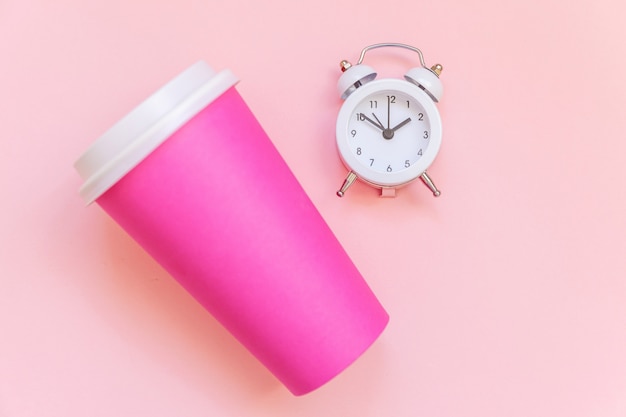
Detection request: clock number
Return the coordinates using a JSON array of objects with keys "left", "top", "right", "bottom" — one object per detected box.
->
[
  {"left": 406, "top": 100, "right": 410, "bottom": 108},
  {"left": 351, "top": 129, "right": 357, "bottom": 137},
  {"left": 387, "top": 95, "right": 396, "bottom": 104},
  {"left": 418, "top": 149, "right": 423, "bottom": 156},
  {"left": 369, "top": 100, "right": 378, "bottom": 109},
  {"left": 418, "top": 112, "right": 424, "bottom": 121},
  {"left": 386, "top": 165, "right": 393, "bottom": 172},
  {"left": 405, "top": 160, "right": 410, "bottom": 168},
  {"left": 357, "top": 113, "right": 365, "bottom": 121},
  {"left": 423, "top": 130, "right": 429, "bottom": 139},
  {"left": 356, "top": 147, "right": 362, "bottom": 155},
  {"left": 369, "top": 159, "right": 374, "bottom": 166}
]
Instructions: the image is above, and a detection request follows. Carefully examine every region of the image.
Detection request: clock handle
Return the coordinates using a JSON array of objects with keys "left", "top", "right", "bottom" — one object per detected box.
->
[{"left": 357, "top": 43, "right": 427, "bottom": 67}]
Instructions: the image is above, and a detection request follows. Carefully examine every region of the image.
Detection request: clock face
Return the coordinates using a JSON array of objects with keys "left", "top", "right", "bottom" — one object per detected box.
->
[
  {"left": 346, "top": 89, "right": 431, "bottom": 175},
  {"left": 336, "top": 79, "right": 442, "bottom": 187}
]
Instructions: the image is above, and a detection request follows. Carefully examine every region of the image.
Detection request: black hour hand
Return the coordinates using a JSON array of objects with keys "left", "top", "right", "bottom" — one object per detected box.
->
[{"left": 390, "top": 117, "right": 412, "bottom": 132}]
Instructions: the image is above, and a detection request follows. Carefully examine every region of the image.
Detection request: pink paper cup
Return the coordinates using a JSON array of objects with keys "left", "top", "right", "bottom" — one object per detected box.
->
[{"left": 74, "top": 61, "right": 389, "bottom": 396}]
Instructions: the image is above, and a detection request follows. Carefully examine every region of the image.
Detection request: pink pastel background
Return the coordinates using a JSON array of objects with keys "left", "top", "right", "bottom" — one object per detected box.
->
[{"left": 1, "top": 0, "right": 625, "bottom": 416}]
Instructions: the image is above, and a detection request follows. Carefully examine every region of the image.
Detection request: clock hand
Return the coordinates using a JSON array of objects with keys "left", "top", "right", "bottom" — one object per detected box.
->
[
  {"left": 371, "top": 113, "right": 385, "bottom": 130},
  {"left": 387, "top": 96, "right": 391, "bottom": 129},
  {"left": 390, "top": 117, "right": 412, "bottom": 132},
  {"left": 380, "top": 116, "right": 411, "bottom": 141},
  {"left": 360, "top": 113, "right": 384, "bottom": 131}
]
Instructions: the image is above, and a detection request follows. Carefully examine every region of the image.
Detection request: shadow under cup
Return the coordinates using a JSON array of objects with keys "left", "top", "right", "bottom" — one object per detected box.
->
[{"left": 74, "top": 61, "right": 389, "bottom": 395}]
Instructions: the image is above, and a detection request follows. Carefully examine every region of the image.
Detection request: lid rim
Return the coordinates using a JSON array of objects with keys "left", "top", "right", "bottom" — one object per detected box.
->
[{"left": 75, "top": 63, "right": 239, "bottom": 205}]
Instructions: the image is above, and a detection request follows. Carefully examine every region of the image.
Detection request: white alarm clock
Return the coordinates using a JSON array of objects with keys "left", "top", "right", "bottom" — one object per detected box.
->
[{"left": 335, "top": 43, "right": 444, "bottom": 198}]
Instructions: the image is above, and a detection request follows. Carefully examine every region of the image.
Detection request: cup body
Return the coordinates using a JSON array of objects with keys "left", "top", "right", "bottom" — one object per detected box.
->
[{"left": 75, "top": 62, "right": 389, "bottom": 395}]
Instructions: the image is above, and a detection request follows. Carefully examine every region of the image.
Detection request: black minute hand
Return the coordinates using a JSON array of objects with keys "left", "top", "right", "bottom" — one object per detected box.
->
[{"left": 387, "top": 96, "right": 391, "bottom": 129}]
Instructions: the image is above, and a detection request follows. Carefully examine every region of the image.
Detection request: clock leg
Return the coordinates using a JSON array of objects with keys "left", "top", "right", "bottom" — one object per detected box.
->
[
  {"left": 380, "top": 187, "right": 396, "bottom": 198},
  {"left": 337, "top": 171, "right": 358, "bottom": 197},
  {"left": 420, "top": 171, "right": 441, "bottom": 197}
]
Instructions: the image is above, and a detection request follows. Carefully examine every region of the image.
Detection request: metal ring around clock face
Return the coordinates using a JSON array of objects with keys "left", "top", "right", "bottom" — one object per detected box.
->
[{"left": 336, "top": 78, "right": 442, "bottom": 187}]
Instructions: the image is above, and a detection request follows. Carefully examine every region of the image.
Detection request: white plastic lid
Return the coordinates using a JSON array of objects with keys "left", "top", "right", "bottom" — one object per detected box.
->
[{"left": 74, "top": 61, "right": 239, "bottom": 204}]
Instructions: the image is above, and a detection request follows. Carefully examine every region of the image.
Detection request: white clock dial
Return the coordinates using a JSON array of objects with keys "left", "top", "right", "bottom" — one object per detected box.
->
[
  {"left": 336, "top": 79, "right": 442, "bottom": 187},
  {"left": 346, "top": 90, "right": 431, "bottom": 175}
]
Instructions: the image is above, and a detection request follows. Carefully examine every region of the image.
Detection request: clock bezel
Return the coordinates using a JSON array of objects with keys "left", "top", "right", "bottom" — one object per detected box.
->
[{"left": 336, "top": 78, "right": 442, "bottom": 187}]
